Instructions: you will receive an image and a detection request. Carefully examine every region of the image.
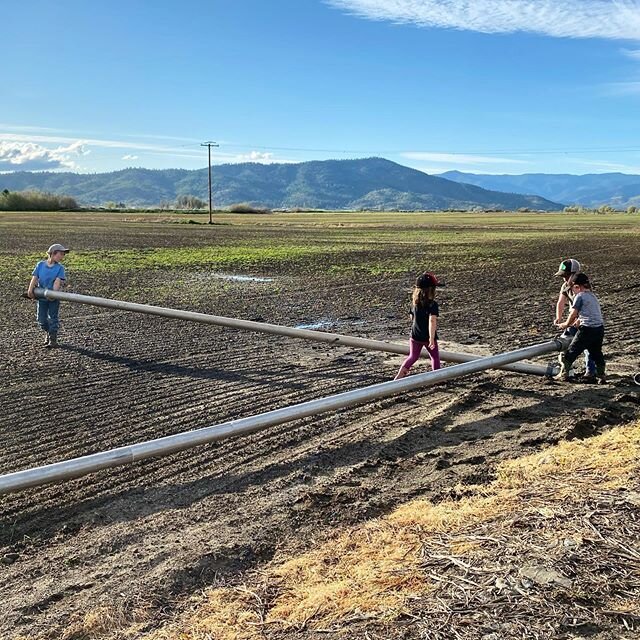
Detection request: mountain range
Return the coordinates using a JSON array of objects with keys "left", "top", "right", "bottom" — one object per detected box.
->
[
  {"left": 437, "top": 171, "right": 640, "bottom": 209},
  {"left": 0, "top": 158, "right": 562, "bottom": 211}
]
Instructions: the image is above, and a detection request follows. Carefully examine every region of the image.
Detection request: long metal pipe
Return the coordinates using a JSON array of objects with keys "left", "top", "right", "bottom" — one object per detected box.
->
[
  {"left": 0, "top": 338, "right": 561, "bottom": 495},
  {"left": 32, "top": 288, "right": 555, "bottom": 376}
]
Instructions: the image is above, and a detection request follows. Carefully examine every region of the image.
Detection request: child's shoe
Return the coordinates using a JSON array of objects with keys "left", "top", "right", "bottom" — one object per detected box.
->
[
  {"left": 46, "top": 332, "right": 58, "bottom": 348},
  {"left": 43, "top": 333, "right": 50, "bottom": 347},
  {"left": 394, "top": 367, "right": 410, "bottom": 381},
  {"left": 582, "top": 373, "right": 597, "bottom": 383},
  {"left": 554, "top": 363, "right": 570, "bottom": 381}
]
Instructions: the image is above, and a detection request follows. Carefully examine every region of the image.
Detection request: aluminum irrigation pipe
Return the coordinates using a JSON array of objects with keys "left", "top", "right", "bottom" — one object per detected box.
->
[
  {"left": 32, "top": 288, "right": 555, "bottom": 376},
  {"left": 0, "top": 338, "right": 562, "bottom": 495}
]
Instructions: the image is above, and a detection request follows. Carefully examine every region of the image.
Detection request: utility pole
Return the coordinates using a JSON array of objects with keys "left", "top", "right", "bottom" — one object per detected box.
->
[{"left": 201, "top": 141, "right": 219, "bottom": 223}]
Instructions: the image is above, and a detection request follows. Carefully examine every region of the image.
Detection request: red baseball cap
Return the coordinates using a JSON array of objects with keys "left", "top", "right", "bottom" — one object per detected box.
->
[{"left": 416, "top": 272, "right": 441, "bottom": 288}]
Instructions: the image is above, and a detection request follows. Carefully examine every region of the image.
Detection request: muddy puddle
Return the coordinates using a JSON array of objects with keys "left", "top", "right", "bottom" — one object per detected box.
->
[
  {"left": 295, "top": 318, "right": 367, "bottom": 330},
  {"left": 189, "top": 272, "right": 275, "bottom": 283}
]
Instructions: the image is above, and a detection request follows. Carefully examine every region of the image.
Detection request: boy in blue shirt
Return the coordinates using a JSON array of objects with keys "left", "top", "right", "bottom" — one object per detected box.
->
[
  {"left": 555, "top": 273, "right": 606, "bottom": 383},
  {"left": 27, "top": 243, "right": 70, "bottom": 348}
]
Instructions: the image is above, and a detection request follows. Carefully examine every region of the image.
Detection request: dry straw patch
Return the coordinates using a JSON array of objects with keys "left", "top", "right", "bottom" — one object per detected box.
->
[
  {"left": 49, "top": 601, "right": 153, "bottom": 640},
  {"left": 140, "top": 423, "right": 640, "bottom": 640}
]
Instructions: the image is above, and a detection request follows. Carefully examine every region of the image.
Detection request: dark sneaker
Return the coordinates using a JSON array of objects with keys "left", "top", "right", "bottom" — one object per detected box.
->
[
  {"left": 45, "top": 332, "right": 58, "bottom": 348},
  {"left": 582, "top": 373, "right": 597, "bottom": 383},
  {"left": 596, "top": 375, "right": 607, "bottom": 385}
]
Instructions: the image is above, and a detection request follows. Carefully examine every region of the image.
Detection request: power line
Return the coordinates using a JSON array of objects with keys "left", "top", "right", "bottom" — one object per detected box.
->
[{"left": 184, "top": 141, "right": 640, "bottom": 156}]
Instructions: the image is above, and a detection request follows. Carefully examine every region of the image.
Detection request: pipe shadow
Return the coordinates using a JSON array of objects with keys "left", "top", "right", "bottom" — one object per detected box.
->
[
  {"left": 58, "top": 343, "right": 355, "bottom": 389},
  {"left": 3, "top": 380, "right": 632, "bottom": 547}
]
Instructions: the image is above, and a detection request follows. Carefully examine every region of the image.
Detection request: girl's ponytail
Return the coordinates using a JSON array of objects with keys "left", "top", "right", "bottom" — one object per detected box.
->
[{"left": 413, "top": 285, "right": 435, "bottom": 307}]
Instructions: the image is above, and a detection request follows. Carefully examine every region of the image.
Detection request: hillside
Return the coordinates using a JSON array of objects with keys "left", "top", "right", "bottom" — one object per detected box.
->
[
  {"left": 439, "top": 170, "right": 640, "bottom": 208},
  {"left": 0, "top": 158, "right": 561, "bottom": 211}
]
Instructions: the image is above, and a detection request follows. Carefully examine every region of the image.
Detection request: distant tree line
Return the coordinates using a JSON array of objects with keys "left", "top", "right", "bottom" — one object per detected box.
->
[
  {"left": 159, "top": 194, "right": 207, "bottom": 210},
  {"left": 0, "top": 189, "right": 78, "bottom": 211},
  {"left": 563, "top": 204, "right": 638, "bottom": 214},
  {"left": 157, "top": 196, "right": 272, "bottom": 213}
]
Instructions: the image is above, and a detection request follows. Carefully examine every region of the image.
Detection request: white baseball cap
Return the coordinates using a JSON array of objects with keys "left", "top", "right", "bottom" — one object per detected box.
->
[{"left": 47, "top": 244, "right": 70, "bottom": 254}]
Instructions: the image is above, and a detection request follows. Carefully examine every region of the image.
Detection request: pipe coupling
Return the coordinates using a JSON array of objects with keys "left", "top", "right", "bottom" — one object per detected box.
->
[{"left": 554, "top": 331, "right": 573, "bottom": 352}]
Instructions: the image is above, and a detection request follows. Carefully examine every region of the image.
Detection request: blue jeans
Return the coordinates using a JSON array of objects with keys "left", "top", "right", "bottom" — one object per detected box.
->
[
  {"left": 36, "top": 299, "right": 60, "bottom": 333},
  {"left": 564, "top": 326, "right": 596, "bottom": 374}
]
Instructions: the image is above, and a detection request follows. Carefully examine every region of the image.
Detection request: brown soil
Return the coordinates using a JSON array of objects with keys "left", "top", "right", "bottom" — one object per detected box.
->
[{"left": 0, "top": 215, "right": 639, "bottom": 639}]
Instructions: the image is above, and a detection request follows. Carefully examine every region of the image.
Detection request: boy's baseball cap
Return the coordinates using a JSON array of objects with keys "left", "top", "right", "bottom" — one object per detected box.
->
[
  {"left": 573, "top": 273, "right": 590, "bottom": 286},
  {"left": 47, "top": 244, "right": 70, "bottom": 254},
  {"left": 555, "top": 258, "right": 580, "bottom": 277},
  {"left": 416, "top": 271, "right": 441, "bottom": 288}
]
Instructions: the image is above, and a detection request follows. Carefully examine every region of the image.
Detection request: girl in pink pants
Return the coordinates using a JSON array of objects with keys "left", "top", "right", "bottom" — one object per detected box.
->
[{"left": 395, "top": 271, "right": 441, "bottom": 380}]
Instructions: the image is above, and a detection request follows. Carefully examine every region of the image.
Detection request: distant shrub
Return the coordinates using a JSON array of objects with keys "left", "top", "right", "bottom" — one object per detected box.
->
[
  {"left": 564, "top": 205, "right": 594, "bottom": 214},
  {"left": 627, "top": 205, "right": 638, "bottom": 214},
  {"left": 103, "top": 201, "right": 126, "bottom": 209},
  {"left": 0, "top": 189, "right": 78, "bottom": 211},
  {"left": 228, "top": 202, "right": 272, "bottom": 214},
  {"left": 175, "top": 194, "right": 206, "bottom": 210}
]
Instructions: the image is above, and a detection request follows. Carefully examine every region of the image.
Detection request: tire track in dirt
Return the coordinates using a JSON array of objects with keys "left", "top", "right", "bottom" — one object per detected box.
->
[
  {"left": 1, "top": 340, "right": 388, "bottom": 474},
  {"left": 1, "top": 358, "right": 364, "bottom": 475}
]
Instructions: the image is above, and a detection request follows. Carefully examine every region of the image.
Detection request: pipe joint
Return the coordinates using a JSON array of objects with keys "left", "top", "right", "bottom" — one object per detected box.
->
[{"left": 554, "top": 332, "right": 573, "bottom": 352}]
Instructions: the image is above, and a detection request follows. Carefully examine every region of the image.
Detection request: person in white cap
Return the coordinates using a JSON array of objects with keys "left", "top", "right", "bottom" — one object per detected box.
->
[
  {"left": 553, "top": 258, "right": 596, "bottom": 381},
  {"left": 27, "top": 243, "right": 70, "bottom": 348}
]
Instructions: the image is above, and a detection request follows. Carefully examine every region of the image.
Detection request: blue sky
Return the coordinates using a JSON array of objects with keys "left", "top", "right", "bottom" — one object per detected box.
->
[{"left": 2, "top": 0, "right": 640, "bottom": 175}]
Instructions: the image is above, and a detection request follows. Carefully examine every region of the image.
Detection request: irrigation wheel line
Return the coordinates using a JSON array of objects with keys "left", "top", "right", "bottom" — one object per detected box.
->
[
  {"left": 0, "top": 338, "right": 564, "bottom": 495},
  {"left": 31, "top": 288, "right": 557, "bottom": 376}
]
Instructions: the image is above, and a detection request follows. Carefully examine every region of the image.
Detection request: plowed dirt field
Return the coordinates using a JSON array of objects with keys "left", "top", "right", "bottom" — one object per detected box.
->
[{"left": 1, "top": 211, "right": 639, "bottom": 639}]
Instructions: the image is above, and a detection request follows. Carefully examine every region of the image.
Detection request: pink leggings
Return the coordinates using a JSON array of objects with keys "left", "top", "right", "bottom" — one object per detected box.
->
[{"left": 401, "top": 338, "right": 441, "bottom": 371}]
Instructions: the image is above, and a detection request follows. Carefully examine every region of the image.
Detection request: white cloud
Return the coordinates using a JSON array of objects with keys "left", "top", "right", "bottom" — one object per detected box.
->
[
  {"left": 573, "top": 158, "right": 640, "bottom": 172},
  {"left": 402, "top": 151, "right": 528, "bottom": 164},
  {"left": 0, "top": 123, "right": 68, "bottom": 133},
  {"left": 0, "top": 129, "right": 294, "bottom": 169},
  {"left": 232, "top": 150, "right": 277, "bottom": 163},
  {"left": 622, "top": 48, "right": 640, "bottom": 59},
  {"left": 605, "top": 80, "right": 640, "bottom": 94},
  {"left": 0, "top": 140, "right": 89, "bottom": 171},
  {"left": 327, "top": 0, "right": 640, "bottom": 41},
  {"left": 0, "top": 131, "right": 206, "bottom": 160}
]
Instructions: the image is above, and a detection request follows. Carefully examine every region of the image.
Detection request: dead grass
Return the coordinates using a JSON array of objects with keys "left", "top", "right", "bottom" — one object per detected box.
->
[
  {"left": 47, "top": 601, "right": 153, "bottom": 640},
  {"left": 45, "top": 423, "right": 638, "bottom": 640},
  {"left": 114, "top": 421, "right": 640, "bottom": 640}
]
